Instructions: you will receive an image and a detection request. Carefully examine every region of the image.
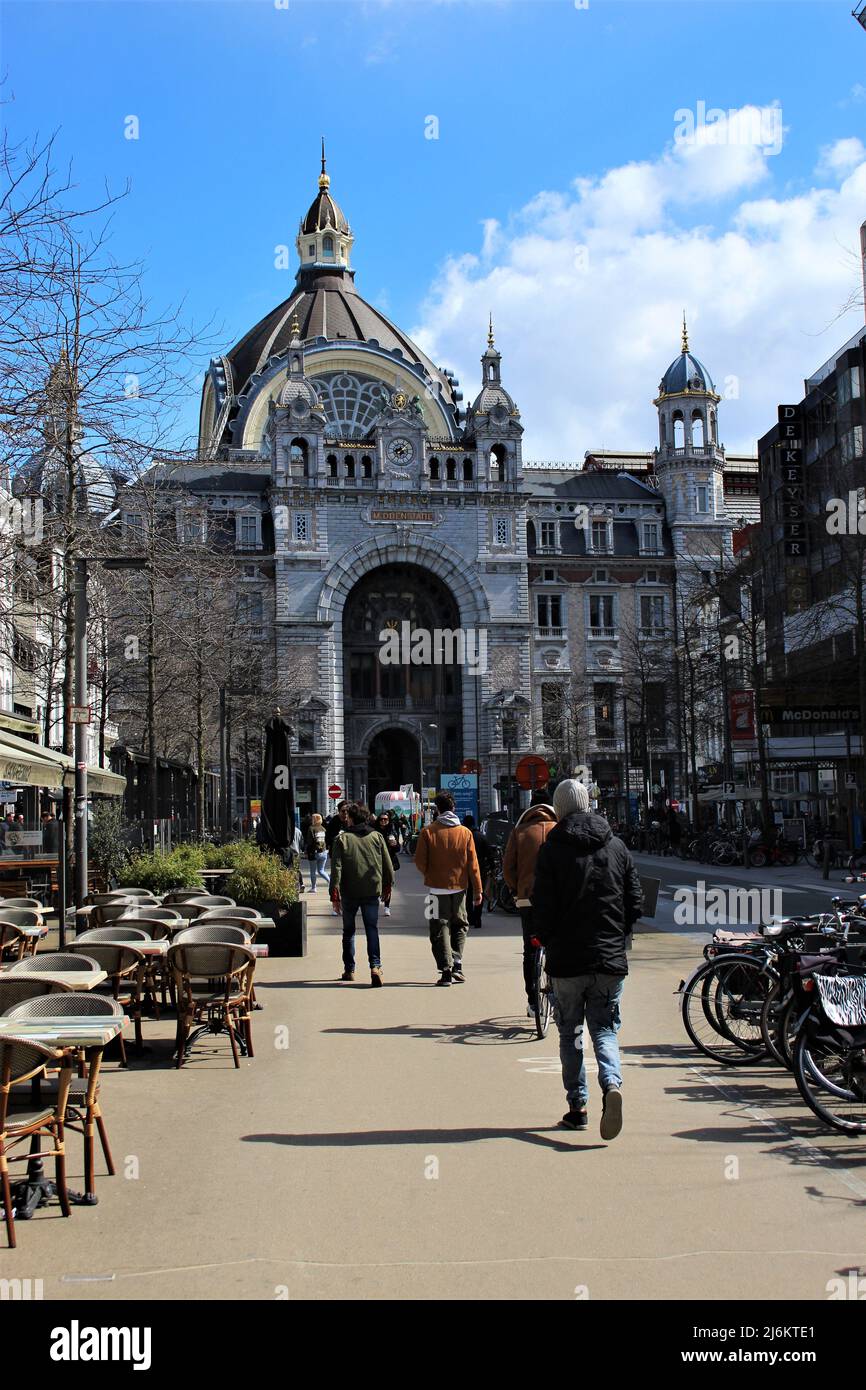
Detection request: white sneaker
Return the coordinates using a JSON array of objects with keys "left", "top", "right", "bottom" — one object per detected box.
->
[{"left": 383, "top": 905, "right": 391, "bottom": 917}]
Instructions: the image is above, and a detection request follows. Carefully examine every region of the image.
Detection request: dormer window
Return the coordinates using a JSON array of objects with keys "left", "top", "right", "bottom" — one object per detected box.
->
[
  {"left": 322, "top": 235, "right": 334, "bottom": 261},
  {"left": 591, "top": 519, "right": 611, "bottom": 553}
]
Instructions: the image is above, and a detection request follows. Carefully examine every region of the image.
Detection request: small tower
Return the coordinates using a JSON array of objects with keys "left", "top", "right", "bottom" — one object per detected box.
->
[
  {"left": 267, "top": 311, "right": 326, "bottom": 483},
  {"left": 653, "top": 315, "right": 724, "bottom": 528},
  {"left": 295, "top": 140, "right": 355, "bottom": 273},
  {"left": 464, "top": 318, "right": 524, "bottom": 487}
]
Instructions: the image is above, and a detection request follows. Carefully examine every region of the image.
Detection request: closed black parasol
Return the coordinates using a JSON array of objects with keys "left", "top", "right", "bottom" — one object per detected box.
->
[{"left": 259, "top": 712, "right": 295, "bottom": 851}]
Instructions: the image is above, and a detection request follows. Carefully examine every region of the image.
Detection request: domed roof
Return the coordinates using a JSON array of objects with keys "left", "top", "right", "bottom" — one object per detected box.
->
[
  {"left": 16, "top": 446, "right": 116, "bottom": 514},
  {"left": 471, "top": 382, "right": 518, "bottom": 419},
  {"left": 657, "top": 319, "right": 716, "bottom": 396},
  {"left": 301, "top": 183, "right": 350, "bottom": 236}
]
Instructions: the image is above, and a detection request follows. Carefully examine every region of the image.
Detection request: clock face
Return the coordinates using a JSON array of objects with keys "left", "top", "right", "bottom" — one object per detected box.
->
[{"left": 387, "top": 436, "right": 414, "bottom": 464}]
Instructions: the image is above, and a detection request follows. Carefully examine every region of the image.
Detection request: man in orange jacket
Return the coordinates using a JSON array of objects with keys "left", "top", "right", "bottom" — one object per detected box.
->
[
  {"left": 503, "top": 789, "right": 557, "bottom": 1014},
  {"left": 415, "top": 791, "right": 482, "bottom": 986}
]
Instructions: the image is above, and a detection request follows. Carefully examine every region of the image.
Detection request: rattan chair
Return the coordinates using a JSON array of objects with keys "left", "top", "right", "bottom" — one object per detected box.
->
[
  {"left": 1, "top": 1036, "right": 72, "bottom": 1247},
  {"left": 175, "top": 924, "right": 251, "bottom": 945},
  {"left": 162, "top": 889, "right": 209, "bottom": 905},
  {"left": 0, "top": 976, "right": 73, "bottom": 1013},
  {"left": 194, "top": 907, "right": 261, "bottom": 923},
  {"left": 0, "top": 898, "right": 43, "bottom": 911},
  {"left": 183, "top": 895, "right": 236, "bottom": 909},
  {"left": 0, "top": 907, "right": 42, "bottom": 930},
  {"left": 117, "top": 907, "right": 181, "bottom": 926},
  {"left": 76, "top": 927, "right": 150, "bottom": 944},
  {"left": 7, "top": 952, "right": 100, "bottom": 974},
  {"left": 0, "top": 923, "right": 31, "bottom": 963},
  {"left": 168, "top": 942, "right": 255, "bottom": 1069},
  {"left": 67, "top": 943, "right": 145, "bottom": 1055},
  {"left": 90, "top": 892, "right": 157, "bottom": 907},
  {"left": 5, "top": 994, "right": 122, "bottom": 1201}
]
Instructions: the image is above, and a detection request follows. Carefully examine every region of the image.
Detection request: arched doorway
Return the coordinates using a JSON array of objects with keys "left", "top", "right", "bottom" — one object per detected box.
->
[
  {"left": 342, "top": 562, "right": 464, "bottom": 802},
  {"left": 366, "top": 729, "right": 420, "bottom": 807}
]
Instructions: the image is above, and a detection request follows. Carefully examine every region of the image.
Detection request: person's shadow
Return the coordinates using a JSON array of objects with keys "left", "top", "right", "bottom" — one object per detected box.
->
[{"left": 242, "top": 1125, "right": 607, "bottom": 1154}]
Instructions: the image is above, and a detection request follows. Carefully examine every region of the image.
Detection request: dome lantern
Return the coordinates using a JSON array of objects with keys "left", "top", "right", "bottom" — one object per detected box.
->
[{"left": 296, "top": 140, "right": 354, "bottom": 273}]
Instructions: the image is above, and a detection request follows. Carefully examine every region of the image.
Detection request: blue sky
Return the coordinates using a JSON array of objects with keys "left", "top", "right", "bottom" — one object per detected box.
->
[{"left": 3, "top": 0, "right": 865, "bottom": 455}]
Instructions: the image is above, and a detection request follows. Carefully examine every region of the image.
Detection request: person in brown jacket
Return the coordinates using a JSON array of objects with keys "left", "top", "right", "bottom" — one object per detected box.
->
[
  {"left": 414, "top": 791, "right": 482, "bottom": 986},
  {"left": 503, "top": 789, "right": 557, "bottom": 1013}
]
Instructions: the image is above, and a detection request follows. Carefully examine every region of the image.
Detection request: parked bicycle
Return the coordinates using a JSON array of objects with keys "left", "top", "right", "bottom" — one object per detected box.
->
[{"left": 529, "top": 935, "right": 553, "bottom": 1039}]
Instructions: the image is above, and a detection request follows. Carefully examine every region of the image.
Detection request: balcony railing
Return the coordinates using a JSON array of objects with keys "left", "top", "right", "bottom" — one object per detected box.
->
[
  {"left": 537, "top": 626, "right": 566, "bottom": 639},
  {"left": 588, "top": 626, "right": 616, "bottom": 639},
  {"left": 639, "top": 626, "right": 669, "bottom": 639}
]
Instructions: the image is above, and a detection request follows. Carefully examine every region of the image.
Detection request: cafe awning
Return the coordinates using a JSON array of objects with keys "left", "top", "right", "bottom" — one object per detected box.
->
[{"left": 0, "top": 729, "right": 126, "bottom": 797}]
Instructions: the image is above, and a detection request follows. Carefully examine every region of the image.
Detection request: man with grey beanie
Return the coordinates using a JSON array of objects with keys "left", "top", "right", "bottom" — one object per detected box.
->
[{"left": 531, "top": 778, "right": 643, "bottom": 1140}]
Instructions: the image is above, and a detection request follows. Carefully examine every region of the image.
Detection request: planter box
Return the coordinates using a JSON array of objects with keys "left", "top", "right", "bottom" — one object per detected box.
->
[{"left": 254, "top": 898, "right": 307, "bottom": 957}]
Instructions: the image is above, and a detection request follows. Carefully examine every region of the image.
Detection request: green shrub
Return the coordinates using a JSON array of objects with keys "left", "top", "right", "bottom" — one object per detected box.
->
[
  {"left": 229, "top": 850, "right": 299, "bottom": 910},
  {"left": 117, "top": 849, "right": 204, "bottom": 892},
  {"left": 89, "top": 802, "right": 131, "bottom": 885}
]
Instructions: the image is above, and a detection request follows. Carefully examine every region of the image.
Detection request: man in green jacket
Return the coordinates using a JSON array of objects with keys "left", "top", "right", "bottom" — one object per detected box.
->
[{"left": 330, "top": 803, "right": 394, "bottom": 986}]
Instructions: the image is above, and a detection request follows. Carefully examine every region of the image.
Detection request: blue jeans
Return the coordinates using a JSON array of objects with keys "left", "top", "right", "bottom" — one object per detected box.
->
[
  {"left": 310, "top": 852, "right": 330, "bottom": 890},
  {"left": 551, "top": 973, "right": 624, "bottom": 1108},
  {"left": 341, "top": 897, "right": 381, "bottom": 969}
]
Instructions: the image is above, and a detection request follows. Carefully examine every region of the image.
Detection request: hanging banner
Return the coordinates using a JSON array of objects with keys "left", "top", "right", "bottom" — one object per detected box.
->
[{"left": 729, "top": 689, "right": 756, "bottom": 742}]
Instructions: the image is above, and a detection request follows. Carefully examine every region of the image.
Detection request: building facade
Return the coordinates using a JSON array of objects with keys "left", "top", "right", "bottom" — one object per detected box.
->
[{"left": 136, "top": 157, "right": 759, "bottom": 820}]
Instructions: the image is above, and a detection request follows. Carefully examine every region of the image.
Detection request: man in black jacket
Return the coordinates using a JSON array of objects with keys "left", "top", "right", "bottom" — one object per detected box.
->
[{"left": 532, "top": 779, "right": 643, "bottom": 1141}]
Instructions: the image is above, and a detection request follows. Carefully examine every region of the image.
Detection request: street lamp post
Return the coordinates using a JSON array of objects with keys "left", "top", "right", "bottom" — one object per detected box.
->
[{"left": 73, "top": 558, "right": 89, "bottom": 910}]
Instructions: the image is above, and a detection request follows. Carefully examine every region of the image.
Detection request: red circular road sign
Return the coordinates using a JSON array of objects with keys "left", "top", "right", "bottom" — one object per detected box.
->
[
  {"left": 328, "top": 784, "right": 342, "bottom": 799},
  {"left": 460, "top": 759, "right": 481, "bottom": 775},
  {"left": 515, "top": 755, "right": 550, "bottom": 791}
]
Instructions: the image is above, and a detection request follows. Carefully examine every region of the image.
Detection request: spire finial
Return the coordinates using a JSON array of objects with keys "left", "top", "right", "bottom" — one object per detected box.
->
[
  {"left": 681, "top": 311, "right": 689, "bottom": 354},
  {"left": 291, "top": 308, "right": 301, "bottom": 339},
  {"left": 487, "top": 313, "right": 495, "bottom": 349},
  {"left": 318, "top": 137, "right": 330, "bottom": 190}
]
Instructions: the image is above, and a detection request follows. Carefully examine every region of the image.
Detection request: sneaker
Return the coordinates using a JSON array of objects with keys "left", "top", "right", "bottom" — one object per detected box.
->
[
  {"left": 382, "top": 905, "right": 391, "bottom": 917},
  {"left": 600, "top": 1087, "right": 623, "bottom": 1141},
  {"left": 340, "top": 969, "right": 355, "bottom": 982},
  {"left": 331, "top": 906, "right": 341, "bottom": 917},
  {"left": 558, "top": 1109, "right": 588, "bottom": 1131},
  {"left": 437, "top": 969, "right": 452, "bottom": 987},
  {"left": 451, "top": 964, "right": 465, "bottom": 983},
  {"left": 370, "top": 967, "right": 383, "bottom": 987}
]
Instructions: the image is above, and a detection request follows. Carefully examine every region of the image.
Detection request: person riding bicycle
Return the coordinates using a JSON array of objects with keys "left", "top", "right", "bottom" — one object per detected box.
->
[
  {"left": 532, "top": 779, "right": 643, "bottom": 1140},
  {"left": 502, "top": 789, "right": 556, "bottom": 1014}
]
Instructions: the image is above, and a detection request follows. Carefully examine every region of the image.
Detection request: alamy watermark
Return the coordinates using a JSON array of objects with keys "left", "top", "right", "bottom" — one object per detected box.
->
[
  {"left": 0, "top": 496, "right": 43, "bottom": 546},
  {"left": 674, "top": 102, "right": 783, "bottom": 157},
  {"left": 378, "top": 622, "right": 487, "bottom": 676},
  {"left": 674, "top": 880, "right": 783, "bottom": 927}
]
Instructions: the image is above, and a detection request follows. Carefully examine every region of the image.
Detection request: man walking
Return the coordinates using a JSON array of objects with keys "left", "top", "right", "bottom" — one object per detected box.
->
[
  {"left": 502, "top": 789, "right": 557, "bottom": 1013},
  {"left": 414, "top": 792, "right": 482, "bottom": 986},
  {"left": 462, "top": 814, "right": 493, "bottom": 929},
  {"left": 330, "top": 803, "right": 393, "bottom": 986},
  {"left": 532, "top": 779, "right": 643, "bottom": 1140},
  {"left": 325, "top": 801, "right": 349, "bottom": 914}
]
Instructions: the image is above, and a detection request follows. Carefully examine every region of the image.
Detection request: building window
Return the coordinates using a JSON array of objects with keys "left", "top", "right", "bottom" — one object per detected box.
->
[
  {"left": 327, "top": 454, "right": 338, "bottom": 478},
  {"left": 540, "top": 521, "right": 557, "bottom": 550},
  {"left": 463, "top": 458, "right": 473, "bottom": 481},
  {"left": 181, "top": 513, "right": 206, "bottom": 544},
  {"left": 644, "top": 569, "right": 659, "bottom": 583},
  {"left": 349, "top": 652, "right": 375, "bottom": 699},
  {"left": 322, "top": 235, "right": 334, "bottom": 260},
  {"left": 591, "top": 519, "right": 610, "bottom": 553},
  {"left": 640, "top": 595, "right": 665, "bottom": 631},
  {"left": 490, "top": 444, "right": 507, "bottom": 482},
  {"left": 696, "top": 482, "right": 710, "bottom": 513},
  {"left": 642, "top": 522, "right": 660, "bottom": 552},
  {"left": 124, "top": 513, "right": 144, "bottom": 543},
  {"left": 429, "top": 457, "right": 440, "bottom": 480},
  {"left": 237, "top": 514, "right": 259, "bottom": 548},
  {"left": 446, "top": 458, "right": 456, "bottom": 481},
  {"left": 542, "top": 568, "right": 556, "bottom": 582},
  {"left": 238, "top": 592, "right": 263, "bottom": 625},
  {"left": 541, "top": 684, "right": 564, "bottom": 740},
  {"left": 292, "top": 513, "right": 311, "bottom": 543},
  {"left": 494, "top": 516, "right": 511, "bottom": 546},
  {"left": 361, "top": 455, "right": 373, "bottom": 478},
  {"left": 308, "top": 244, "right": 315, "bottom": 257},
  {"left": 594, "top": 683, "right": 617, "bottom": 737},
  {"left": 589, "top": 594, "right": 614, "bottom": 631},
  {"left": 536, "top": 594, "right": 563, "bottom": 629},
  {"left": 646, "top": 683, "right": 666, "bottom": 737}
]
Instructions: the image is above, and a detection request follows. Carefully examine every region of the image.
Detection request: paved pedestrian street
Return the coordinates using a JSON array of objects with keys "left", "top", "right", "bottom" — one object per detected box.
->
[{"left": 12, "top": 861, "right": 865, "bottom": 1302}]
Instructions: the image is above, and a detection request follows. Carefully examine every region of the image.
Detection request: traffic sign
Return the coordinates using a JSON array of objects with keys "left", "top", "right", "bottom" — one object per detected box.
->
[
  {"left": 515, "top": 754, "right": 550, "bottom": 791},
  {"left": 328, "top": 784, "right": 342, "bottom": 799},
  {"left": 69, "top": 705, "right": 91, "bottom": 725},
  {"left": 460, "top": 758, "right": 481, "bottom": 775}
]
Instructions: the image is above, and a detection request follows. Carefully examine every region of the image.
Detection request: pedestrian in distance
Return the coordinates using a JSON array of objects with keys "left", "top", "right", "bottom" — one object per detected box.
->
[
  {"left": 304, "top": 812, "right": 330, "bottom": 893},
  {"left": 414, "top": 792, "right": 482, "bottom": 986},
  {"left": 325, "top": 801, "right": 350, "bottom": 914},
  {"left": 532, "top": 779, "right": 643, "bottom": 1141},
  {"left": 502, "top": 789, "right": 557, "bottom": 1013},
  {"left": 330, "top": 802, "right": 393, "bottom": 986},
  {"left": 462, "top": 814, "right": 493, "bottom": 929},
  {"left": 375, "top": 811, "right": 401, "bottom": 917}
]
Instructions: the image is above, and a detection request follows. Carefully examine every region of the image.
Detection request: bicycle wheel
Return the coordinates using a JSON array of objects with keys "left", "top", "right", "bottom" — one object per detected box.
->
[
  {"left": 749, "top": 848, "right": 767, "bottom": 869},
  {"left": 710, "top": 958, "right": 774, "bottom": 1056},
  {"left": 497, "top": 881, "right": 518, "bottom": 914},
  {"left": 681, "top": 956, "right": 770, "bottom": 1065},
  {"left": 793, "top": 1026, "right": 866, "bottom": 1134},
  {"left": 760, "top": 980, "right": 788, "bottom": 1067},
  {"left": 533, "top": 948, "right": 553, "bottom": 1040}
]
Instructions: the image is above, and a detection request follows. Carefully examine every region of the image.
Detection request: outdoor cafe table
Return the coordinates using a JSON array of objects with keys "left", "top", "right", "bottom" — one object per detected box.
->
[
  {"left": 0, "top": 1014, "right": 128, "bottom": 1212},
  {"left": 0, "top": 967, "right": 107, "bottom": 990}
]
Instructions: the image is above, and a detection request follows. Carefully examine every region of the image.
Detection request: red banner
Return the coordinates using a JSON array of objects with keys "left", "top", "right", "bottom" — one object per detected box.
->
[{"left": 729, "top": 690, "right": 756, "bottom": 742}]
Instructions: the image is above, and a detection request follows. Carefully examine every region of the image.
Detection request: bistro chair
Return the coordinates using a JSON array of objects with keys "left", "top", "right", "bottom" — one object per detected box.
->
[
  {"left": 162, "top": 889, "right": 209, "bottom": 905},
  {"left": 5, "top": 994, "right": 123, "bottom": 1202},
  {"left": 7, "top": 952, "right": 100, "bottom": 974},
  {"left": 194, "top": 907, "right": 261, "bottom": 924},
  {"left": 168, "top": 942, "right": 255, "bottom": 1069},
  {"left": 89, "top": 892, "right": 157, "bottom": 908},
  {"left": 0, "top": 898, "right": 43, "bottom": 911},
  {"left": 0, "top": 907, "right": 42, "bottom": 930},
  {"left": 68, "top": 943, "right": 145, "bottom": 1058},
  {"left": 0, "top": 976, "right": 73, "bottom": 1014},
  {"left": 192, "top": 913, "right": 261, "bottom": 944},
  {"left": 1, "top": 1036, "right": 72, "bottom": 1248},
  {"left": 176, "top": 924, "right": 251, "bottom": 946},
  {"left": 116, "top": 906, "right": 181, "bottom": 926},
  {"left": 0, "top": 923, "right": 32, "bottom": 963},
  {"left": 76, "top": 927, "right": 150, "bottom": 944}
]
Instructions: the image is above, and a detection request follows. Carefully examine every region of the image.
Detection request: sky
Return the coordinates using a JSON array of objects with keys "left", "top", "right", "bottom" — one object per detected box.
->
[{"left": 2, "top": 0, "right": 865, "bottom": 458}]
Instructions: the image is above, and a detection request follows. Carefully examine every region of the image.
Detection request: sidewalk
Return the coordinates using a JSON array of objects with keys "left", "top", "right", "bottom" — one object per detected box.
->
[{"left": 9, "top": 861, "right": 866, "bottom": 1300}]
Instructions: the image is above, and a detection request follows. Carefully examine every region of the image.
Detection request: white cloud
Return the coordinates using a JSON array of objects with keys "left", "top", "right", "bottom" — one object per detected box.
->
[{"left": 412, "top": 109, "right": 866, "bottom": 459}]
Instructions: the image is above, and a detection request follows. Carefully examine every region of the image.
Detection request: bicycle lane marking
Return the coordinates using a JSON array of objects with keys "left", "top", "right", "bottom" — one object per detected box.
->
[{"left": 688, "top": 1066, "right": 866, "bottom": 1203}]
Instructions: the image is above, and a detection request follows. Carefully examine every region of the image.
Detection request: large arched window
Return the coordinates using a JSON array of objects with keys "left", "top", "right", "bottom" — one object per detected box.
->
[
  {"left": 672, "top": 413, "right": 685, "bottom": 449},
  {"left": 446, "top": 457, "right": 456, "bottom": 481},
  {"left": 429, "top": 456, "right": 440, "bottom": 480},
  {"left": 490, "top": 443, "right": 507, "bottom": 482},
  {"left": 691, "top": 412, "right": 705, "bottom": 448},
  {"left": 361, "top": 454, "right": 373, "bottom": 479},
  {"left": 290, "top": 438, "right": 308, "bottom": 474},
  {"left": 327, "top": 453, "right": 338, "bottom": 478},
  {"left": 344, "top": 455, "right": 355, "bottom": 479},
  {"left": 463, "top": 458, "right": 473, "bottom": 482},
  {"left": 308, "top": 372, "right": 392, "bottom": 438}
]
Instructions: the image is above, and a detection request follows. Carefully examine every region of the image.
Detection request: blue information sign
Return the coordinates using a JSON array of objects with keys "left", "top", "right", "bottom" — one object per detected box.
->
[{"left": 441, "top": 773, "right": 479, "bottom": 823}]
